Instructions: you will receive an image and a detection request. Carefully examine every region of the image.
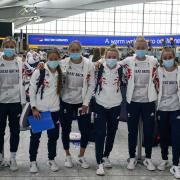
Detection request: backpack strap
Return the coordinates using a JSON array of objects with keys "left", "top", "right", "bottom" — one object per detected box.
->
[
  {"left": 95, "top": 64, "right": 104, "bottom": 94},
  {"left": 36, "top": 69, "right": 46, "bottom": 100}
]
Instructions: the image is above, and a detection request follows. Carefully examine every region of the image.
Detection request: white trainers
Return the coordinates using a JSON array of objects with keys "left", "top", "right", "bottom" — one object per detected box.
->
[
  {"left": 157, "top": 160, "right": 170, "bottom": 171},
  {"left": 48, "top": 160, "right": 59, "bottom": 172},
  {"left": 170, "top": 166, "right": 180, "bottom": 179},
  {"left": 78, "top": 156, "right": 90, "bottom": 169},
  {"left": 30, "top": 161, "right": 38, "bottom": 173},
  {"left": 143, "top": 158, "right": 156, "bottom": 171},
  {"left": 9, "top": 158, "right": 18, "bottom": 171},
  {"left": 96, "top": 164, "right": 105, "bottom": 176},
  {"left": 103, "top": 157, "right": 112, "bottom": 168},
  {"left": 127, "top": 158, "right": 137, "bottom": 170},
  {"left": 64, "top": 156, "right": 73, "bottom": 168}
]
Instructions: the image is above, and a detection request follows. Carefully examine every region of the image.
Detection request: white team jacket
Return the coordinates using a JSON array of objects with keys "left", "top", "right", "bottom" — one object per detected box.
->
[
  {"left": 60, "top": 56, "right": 95, "bottom": 106},
  {"left": 157, "top": 66, "right": 180, "bottom": 110},
  {"left": 121, "top": 55, "right": 158, "bottom": 104}
]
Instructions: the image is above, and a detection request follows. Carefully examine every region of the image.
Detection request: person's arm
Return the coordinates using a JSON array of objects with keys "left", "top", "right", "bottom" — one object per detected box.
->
[
  {"left": 94, "top": 58, "right": 105, "bottom": 71},
  {"left": 152, "top": 58, "right": 160, "bottom": 93},
  {"left": 29, "top": 70, "right": 41, "bottom": 119},
  {"left": 82, "top": 62, "right": 95, "bottom": 108},
  {"left": 23, "top": 61, "right": 35, "bottom": 73}
]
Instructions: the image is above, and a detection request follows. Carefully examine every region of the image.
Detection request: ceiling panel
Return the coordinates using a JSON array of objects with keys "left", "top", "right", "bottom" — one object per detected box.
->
[{"left": 0, "top": 0, "right": 170, "bottom": 28}]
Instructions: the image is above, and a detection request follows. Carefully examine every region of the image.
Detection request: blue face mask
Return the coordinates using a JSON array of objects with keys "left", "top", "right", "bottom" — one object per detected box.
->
[
  {"left": 4, "top": 48, "right": 15, "bottom": 57},
  {"left": 135, "top": 50, "right": 147, "bottom": 58},
  {"left": 106, "top": 59, "right": 117, "bottom": 68},
  {"left": 47, "top": 60, "right": 59, "bottom": 69},
  {"left": 69, "top": 53, "right": 81, "bottom": 60},
  {"left": 163, "top": 59, "right": 174, "bottom": 68}
]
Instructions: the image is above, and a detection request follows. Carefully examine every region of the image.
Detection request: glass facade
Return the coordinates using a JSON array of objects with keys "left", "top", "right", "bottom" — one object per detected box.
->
[{"left": 15, "top": 0, "right": 180, "bottom": 36}]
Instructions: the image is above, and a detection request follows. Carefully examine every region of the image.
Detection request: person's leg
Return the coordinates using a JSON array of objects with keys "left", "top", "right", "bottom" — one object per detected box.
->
[
  {"left": 94, "top": 103, "right": 107, "bottom": 164},
  {"left": 103, "top": 105, "right": 121, "bottom": 158},
  {"left": 141, "top": 102, "right": 155, "bottom": 159},
  {"left": 169, "top": 110, "right": 180, "bottom": 166},
  {"left": 141, "top": 102, "right": 156, "bottom": 171},
  {"left": 77, "top": 112, "right": 91, "bottom": 157},
  {"left": 0, "top": 104, "right": 8, "bottom": 155},
  {"left": 157, "top": 111, "right": 170, "bottom": 161},
  {"left": 29, "top": 131, "right": 42, "bottom": 162},
  {"left": 60, "top": 101, "right": 73, "bottom": 156},
  {"left": 8, "top": 103, "right": 22, "bottom": 157},
  {"left": 127, "top": 102, "right": 141, "bottom": 158},
  {"left": 47, "top": 112, "right": 60, "bottom": 160}
]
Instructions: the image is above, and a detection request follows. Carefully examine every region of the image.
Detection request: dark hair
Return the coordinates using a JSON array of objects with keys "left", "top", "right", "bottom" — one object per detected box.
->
[
  {"left": 160, "top": 47, "right": 176, "bottom": 67},
  {"left": 110, "top": 44, "right": 117, "bottom": 48},
  {"left": 100, "top": 47, "right": 106, "bottom": 57},
  {"left": 47, "top": 49, "right": 61, "bottom": 58},
  {"left": 47, "top": 48, "right": 62, "bottom": 95},
  {"left": 92, "top": 48, "right": 101, "bottom": 62}
]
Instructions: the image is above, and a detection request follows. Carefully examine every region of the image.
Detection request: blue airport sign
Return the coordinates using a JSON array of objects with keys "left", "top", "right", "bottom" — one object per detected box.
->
[{"left": 28, "top": 34, "right": 180, "bottom": 47}]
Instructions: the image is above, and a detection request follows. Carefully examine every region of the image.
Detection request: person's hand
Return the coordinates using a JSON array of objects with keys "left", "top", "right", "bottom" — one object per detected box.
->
[
  {"left": 37, "top": 62, "right": 45, "bottom": 70},
  {"left": 95, "top": 61, "right": 101, "bottom": 71},
  {"left": 81, "top": 105, "right": 89, "bottom": 115},
  {"left": 32, "top": 108, "right": 41, "bottom": 120}
]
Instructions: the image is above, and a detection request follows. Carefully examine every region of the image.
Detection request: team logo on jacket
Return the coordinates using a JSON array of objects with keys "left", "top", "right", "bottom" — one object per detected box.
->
[{"left": 0, "top": 63, "right": 4, "bottom": 67}]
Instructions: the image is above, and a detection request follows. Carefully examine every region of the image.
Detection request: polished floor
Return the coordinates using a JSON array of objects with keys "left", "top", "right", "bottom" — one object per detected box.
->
[{"left": 0, "top": 121, "right": 174, "bottom": 180}]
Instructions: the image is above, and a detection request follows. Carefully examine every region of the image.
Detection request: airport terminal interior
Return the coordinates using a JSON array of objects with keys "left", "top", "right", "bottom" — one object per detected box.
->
[{"left": 0, "top": 0, "right": 180, "bottom": 180}]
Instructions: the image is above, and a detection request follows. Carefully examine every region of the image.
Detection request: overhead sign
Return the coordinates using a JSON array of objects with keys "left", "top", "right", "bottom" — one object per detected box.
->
[{"left": 28, "top": 34, "right": 180, "bottom": 47}]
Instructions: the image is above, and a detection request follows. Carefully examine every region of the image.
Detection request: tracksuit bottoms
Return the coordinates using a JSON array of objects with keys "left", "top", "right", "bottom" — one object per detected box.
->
[
  {"left": 158, "top": 110, "right": 180, "bottom": 166},
  {"left": 94, "top": 102, "right": 121, "bottom": 164},
  {"left": 127, "top": 101, "right": 155, "bottom": 159}
]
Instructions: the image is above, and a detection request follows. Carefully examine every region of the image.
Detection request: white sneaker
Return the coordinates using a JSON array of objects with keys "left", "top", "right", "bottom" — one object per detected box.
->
[
  {"left": 157, "top": 160, "right": 170, "bottom": 171},
  {"left": 48, "top": 160, "right": 59, "bottom": 172},
  {"left": 143, "top": 158, "right": 156, "bottom": 171},
  {"left": 30, "top": 161, "right": 38, "bottom": 173},
  {"left": 170, "top": 166, "right": 180, "bottom": 179},
  {"left": 64, "top": 156, "right": 73, "bottom": 168},
  {"left": 78, "top": 156, "right": 90, "bottom": 169},
  {"left": 96, "top": 164, "right": 105, "bottom": 176},
  {"left": 9, "top": 158, "right": 18, "bottom": 171},
  {"left": 103, "top": 157, "right": 112, "bottom": 168},
  {"left": 127, "top": 158, "right": 137, "bottom": 170}
]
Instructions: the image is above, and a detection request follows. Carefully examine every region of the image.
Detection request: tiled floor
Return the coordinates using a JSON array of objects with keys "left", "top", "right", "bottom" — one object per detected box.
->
[{"left": 0, "top": 122, "right": 175, "bottom": 180}]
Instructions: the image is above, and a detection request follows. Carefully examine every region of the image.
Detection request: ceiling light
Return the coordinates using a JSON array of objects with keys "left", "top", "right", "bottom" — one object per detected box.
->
[{"left": 35, "top": 18, "right": 43, "bottom": 23}]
